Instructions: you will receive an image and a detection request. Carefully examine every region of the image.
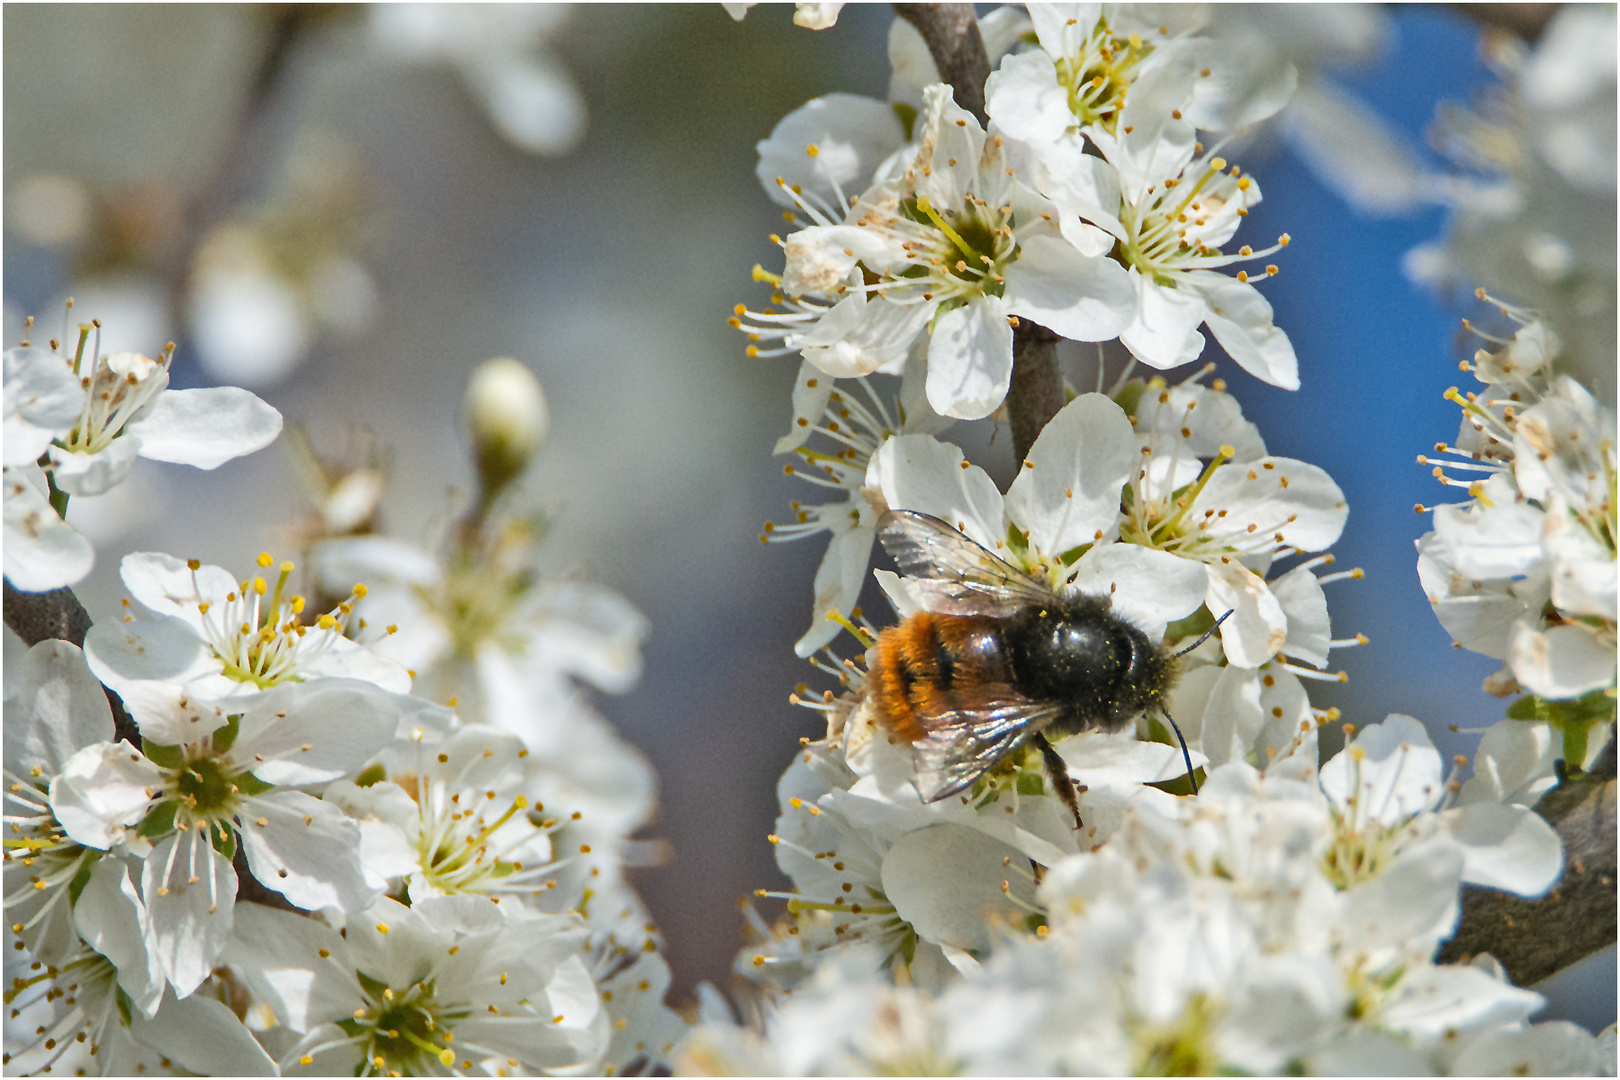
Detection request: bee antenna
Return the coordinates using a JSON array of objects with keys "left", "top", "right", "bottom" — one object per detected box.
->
[
  {"left": 1175, "top": 609, "right": 1234, "bottom": 658},
  {"left": 1162, "top": 708, "right": 1199, "bottom": 795}
]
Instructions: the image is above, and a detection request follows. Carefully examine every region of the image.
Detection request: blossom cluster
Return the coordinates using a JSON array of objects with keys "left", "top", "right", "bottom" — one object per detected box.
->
[
  {"left": 1417, "top": 309, "right": 1616, "bottom": 736},
  {"left": 3, "top": 340, "right": 683, "bottom": 1074},
  {"left": 697, "top": 3, "right": 1614, "bottom": 1076},
  {"left": 684, "top": 717, "right": 1595, "bottom": 1076}
]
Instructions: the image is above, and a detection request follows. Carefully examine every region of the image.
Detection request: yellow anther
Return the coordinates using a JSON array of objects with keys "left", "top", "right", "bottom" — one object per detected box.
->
[{"left": 257, "top": 552, "right": 273, "bottom": 567}]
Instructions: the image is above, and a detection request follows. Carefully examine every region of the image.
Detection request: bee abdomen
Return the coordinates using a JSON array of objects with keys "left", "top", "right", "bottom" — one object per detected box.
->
[{"left": 871, "top": 614, "right": 1011, "bottom": 743}]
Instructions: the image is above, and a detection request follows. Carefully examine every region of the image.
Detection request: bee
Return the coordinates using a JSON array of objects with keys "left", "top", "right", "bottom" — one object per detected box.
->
[{"left": 870, "top": 509, "right": 1218, "bottom": 828}]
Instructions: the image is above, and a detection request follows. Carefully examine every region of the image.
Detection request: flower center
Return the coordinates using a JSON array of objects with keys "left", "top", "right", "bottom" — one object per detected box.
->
[
  {"left": 192, "top": 554, "right": 367, "bottom": 688},
  {"left": 1133, "top": 992, "right": 1219, "bottom": 1076},
  {"left": 1054, "top": 17, "right": 1153, "bottom": 134},
  {"left": 59, "top": 342, "right": 174, "bottom": 456},
  {"left": 343, "top": 973, "right": 462, "bottom": 1073},
  {"left": 1116, "top": 158, "right": 1253, "bottom": 286},
  {"left": 170, "top": 755, "right": 244, "bottom": 821},
  {"left": 908, "top": 194, "right": 1013, "bottom": 302}
]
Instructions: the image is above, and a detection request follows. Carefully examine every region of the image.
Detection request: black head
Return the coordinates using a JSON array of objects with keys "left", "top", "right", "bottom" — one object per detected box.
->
[{"left": 1004, "top": 596, "right": 1176, "bottom": 737}]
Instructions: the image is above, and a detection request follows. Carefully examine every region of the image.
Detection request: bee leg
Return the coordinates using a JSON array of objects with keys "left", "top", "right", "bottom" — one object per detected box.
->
[{"left": 1032, "top": 732, "right": 1083, "bottom": 830}]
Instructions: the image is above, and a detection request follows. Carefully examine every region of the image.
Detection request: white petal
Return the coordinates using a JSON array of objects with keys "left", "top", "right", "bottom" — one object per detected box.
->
[
  {"left": 1004, "top": 392, "right": 1135, "bottom": 555},
  {"left": 869, "top": 433, "right": 1007, "bottom": 552},
  {"left": 1204, "top": 562, "right": 1288, "bottom": 667},
  {"left": 3, "top": 345, "right": 83, "bottom": 466},
  {"left": 913, "top": 85, "right": 985, "bottom": 212},
  {"left": 73, "top": 858, "right": 164, "bottom": 1018},
  {"left": 926, "top": 300, "right": 1014, "bottom": 419},
  {"left": 131, "top": 990, "right": 278, "bottom": 1075},
  {"left": 1031, "top": 138, "right": 1126, "bottom": 239},
  {"left": 984, "top": 50, "right": 1073, "bottom": 146},
  {"left": 1270, "top": 564, "right": 1331, "bottom": 668},
  {"left": 756, "top": 94, "right": 904, "bottom": 211},
  {"left": 1442, "top": 801, "right": 1563, "bottom": 896},
  {"left": 1193, "top": 455, "right": 1349, "bottom": 553},
  {"left": 795, "top": 517, "right": 876, "bottom": 657},
  {"left": 224, "top": 901, "right": 359, "bottom": 1033},
  {"left": 775, "top": 360, "right": 838, "bottom": 454},
  {"left": 1119, "top": 271, "right": 1207, "bottom": 370},
  {"left": 1186, "top": 272, "right": 1300, "bottom": 390},
  {"left": 1196, "top": 664, "right": 1264, "bottom": 768},
  {"left": 1004, "top": 234, "right": 1134, "bottom": 342},
  {"left": 1458, "top": 718, "right": 1559, "bottom": 807},
  {"left": 49, "top": 741, "right": 161, "bottom": 849},
  {"left": 240, "top": 789, "right": 378, "bottom": 912},
  {"left": 463, "top": 56, "right": 586, "bottom": 156},
  {"left": 128, "top": 386, "right": 282, "bottom": 469},
  {"left": 143, "top": 832, "right": 237, "bottom": 997},
  {"left": 1544, "top": 492, "right": 1618, "bottom": 618},
  {"left": 1509, "top": 619, "right": 1616, "bottom": 699},
  {"left": 1069, "top": 544, "right": 1207, "bottom": 636},
  {"left": 1451, "top": 1021, "right": 1602, "bottom": 1077},
  {"left": 1320, "top": 714, "right": 1443, "bottom": 824},
  {"left": 1432, "top": 499, "right": 1546, "bottom": 581},
  {"left": 1416, "top": 529, "right": 1543, "bottom": 660},
  {"left": 4, "top": 639, "right": 114, "bottom": 774},
  {"left": 2, "top": 467, "right": 94, "bottom": 590},
  {"left": 1337, "top": 840, "right": 1462, "bottom": 952},
  {"left": 803, "top": 292, "right": 931, "bottom": 377},
  {"left": 83, "top": 615, "right": 217, "bottom": 698},
  {"left": 1280, "top": 78, "right": 1429, "bottom": 215},
  {"left": 881, "top": 824, "right": 1039, "bottom": 951},
  {"left": 235, "top": 679, "right": 401, "bottom": 784},
  {"left": 1376, "top": 962, "right": 1542, "bottom": 1038},
  {"left": 47, "top": 435, "right": 139, "bottom": 497}
]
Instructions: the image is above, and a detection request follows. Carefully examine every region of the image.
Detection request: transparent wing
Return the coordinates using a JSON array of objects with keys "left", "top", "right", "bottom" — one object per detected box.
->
[
  {"left": 877, "top": 510, "right": 1054, "bottom": 616},
  {"left": 911, "top": 698, "right": 1065, "bottom": 803}
]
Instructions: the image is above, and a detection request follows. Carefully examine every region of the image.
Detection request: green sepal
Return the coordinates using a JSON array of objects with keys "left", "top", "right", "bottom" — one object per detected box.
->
[
  {"left": 354, "top": 763, "right": 388, "bottom": 788},
  {"left": 886, "top": 924, "right": 919, "bottom": 969},
  {"left": 1505, "top": 689, "right": 1617, "bottom": 771},
  {"left": 210, "top": 822, "right": 237, "bottom": 861},
  {"left": 1058, "top": 541, "right": 1093, "bottom": 567},
  {"left": 1016, "top": 771, "right": 1046, "bottom": 797},
  {"left": 892, "top": 102, "right": 918, "bottom": 142},
  {"left": 143, "top": 742, "right": 184, "bottom": 769},
  {"left": 1113, "top": 380, "right": 1146, "bottom": 419},
  {"left": 116, "top": 986, "right": 135, "bottom": 1028},
  {"left": 1005, "top": 522, "right": 1030, "bottom": 557},
  {"left": 356, "top": 969, "right": 390, "bottom": 1002},
  {"left": 67, "top": 861, "right": 95, "bottom": 907},
  {"left": 211, "top": 715, "right": 242, "bottom": 754},
  {"left": 137, "top": 800, "right": 179, "bottom": 839},
  {"left": 234, "top": 772, "right": 276, "bottom": 797}
]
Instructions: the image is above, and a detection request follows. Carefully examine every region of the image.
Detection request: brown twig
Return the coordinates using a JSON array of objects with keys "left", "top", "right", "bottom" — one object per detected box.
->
[
  {"left": 891, "top": 3, "right": 1064, "bottom": 467},
  {"left": 1008, "top": 322, "right": 1063, "bottom": 465},
  {"left": 1449, "top": 3, "right": 1560, "bottom": 42},
  {"left": 1439, "top": 732, "right": 1616, "bottom": 985},
  {"left": 891, "top": 3, "right": 989, "bottom": 125}
]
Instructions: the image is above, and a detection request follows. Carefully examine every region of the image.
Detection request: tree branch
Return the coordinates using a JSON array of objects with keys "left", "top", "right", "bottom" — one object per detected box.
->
[
  {"left": 892, "top": 3, "right": 989, "bottom": 125},
  {"left": 1439, "top": 731, "right": 1617, "bottom": 985},
  {"left": 891, "top": 4, "right": 1066, "bottom": 467},
  {"left": 1008, "top": 322, "right": 1063, "bottom": 465},
  {"left": 1449, "top": 3, "right": 1560, "bottom": 42}
]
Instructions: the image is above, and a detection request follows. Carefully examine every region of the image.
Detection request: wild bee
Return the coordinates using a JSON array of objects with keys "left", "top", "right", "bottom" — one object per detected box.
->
[{"left": 870, "top": 509, "right": 1219, "bottom": 827}]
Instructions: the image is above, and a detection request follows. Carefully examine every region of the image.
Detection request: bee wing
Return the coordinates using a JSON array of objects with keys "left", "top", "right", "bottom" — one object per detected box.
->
[
  {"left": 877, "top": 510, "right": 1054, "bottom": 616},
  {"left": 911, "top": 699, "right": 1066, "bottom": 803}
]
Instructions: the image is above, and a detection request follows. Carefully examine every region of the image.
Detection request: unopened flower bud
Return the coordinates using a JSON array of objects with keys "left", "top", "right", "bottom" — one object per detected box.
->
[{"left": 464, "top": 357, "right": 548, "bottom": 503}]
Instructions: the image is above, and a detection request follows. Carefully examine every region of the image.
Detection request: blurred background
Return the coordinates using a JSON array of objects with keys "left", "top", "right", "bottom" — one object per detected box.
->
[{"left": 4, "top": 3, "right": 1611, "bottom": 1029}]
